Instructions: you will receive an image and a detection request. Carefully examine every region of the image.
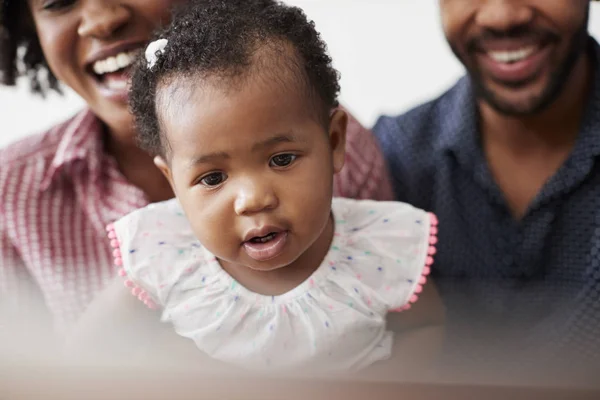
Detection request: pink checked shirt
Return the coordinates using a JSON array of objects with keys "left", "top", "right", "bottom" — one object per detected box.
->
[{"left": 0, "top": 108, "right": 393, "bottom": 334}]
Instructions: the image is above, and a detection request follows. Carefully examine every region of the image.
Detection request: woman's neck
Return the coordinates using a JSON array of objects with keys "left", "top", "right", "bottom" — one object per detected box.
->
[{"left": 104, "top": 130, "right": 174, "bottom": 203}]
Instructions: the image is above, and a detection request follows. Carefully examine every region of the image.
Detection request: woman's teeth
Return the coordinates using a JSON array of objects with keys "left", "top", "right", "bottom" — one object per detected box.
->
[
  {"left": 488, "top": 46, "right": 536, "bottom": 64},
  {"left": 104, "top": 77, "right": 128, "bottom": 90},
  {"left": 92, "top": 50, "right": 138, "bottom": 75}
]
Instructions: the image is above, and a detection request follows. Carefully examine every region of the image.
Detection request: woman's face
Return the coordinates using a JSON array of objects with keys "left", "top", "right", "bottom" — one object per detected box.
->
[{"left": 27, "top": 0, "right": 187, "bottom": 141}]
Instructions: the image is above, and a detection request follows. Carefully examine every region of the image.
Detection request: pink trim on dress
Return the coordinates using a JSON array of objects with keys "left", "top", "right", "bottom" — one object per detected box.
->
[
  {"left": 391, "top": 212, "right": 438, "bottom": 312},
  {"left": 106, "top": 224, "right": 158, "bottom": 310}
]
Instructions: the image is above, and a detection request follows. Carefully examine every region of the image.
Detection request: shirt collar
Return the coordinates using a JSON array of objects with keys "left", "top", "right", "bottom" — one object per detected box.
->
[
  {"left": 438, "top": 36, "right": 600, "bottom": 168},
  {"left": 41, "top": 108, "right": 105, "bottom": 191},
  {"left": 435, "top": 76, "right": 479, "bottom": 170}
]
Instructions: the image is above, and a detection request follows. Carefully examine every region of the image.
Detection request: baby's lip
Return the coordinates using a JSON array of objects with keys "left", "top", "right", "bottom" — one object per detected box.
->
[
  {"left": 242, "top": 225, "right": 285, "bottom": 243},
  {"left": 242, "top": 231, "right": 289, "bottom": 262}
]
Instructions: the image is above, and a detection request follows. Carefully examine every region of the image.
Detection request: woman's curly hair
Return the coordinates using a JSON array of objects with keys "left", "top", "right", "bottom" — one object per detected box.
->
[
  {"left": 129, "top": 0, "right": 341, "bottom": 157},
  {"left": 0, "top": 0, "right": 61, "bottom": 95}
]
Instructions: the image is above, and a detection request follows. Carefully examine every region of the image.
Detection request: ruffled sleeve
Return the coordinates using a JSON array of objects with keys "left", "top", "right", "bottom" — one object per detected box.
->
[
  {"left": 105, "top": 199, "right": 209, "bottom": 309},
  {"left": 330, "top": 198, "right": 437, "bottom": 312}
]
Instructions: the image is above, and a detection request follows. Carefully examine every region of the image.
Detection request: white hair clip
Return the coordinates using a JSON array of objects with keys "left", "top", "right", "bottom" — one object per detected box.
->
[{"left": 145, "top": 39, "right": 169, "bottom": 69}]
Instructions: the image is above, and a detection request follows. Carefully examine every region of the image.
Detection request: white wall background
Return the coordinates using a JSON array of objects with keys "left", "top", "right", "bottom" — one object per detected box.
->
[{"left": 2, "top": 0, "right": 600, "bottom": 147}]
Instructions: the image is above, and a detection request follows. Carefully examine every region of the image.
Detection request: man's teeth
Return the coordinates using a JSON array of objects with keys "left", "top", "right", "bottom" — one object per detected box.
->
[
  {"left": 92, "top": 50, "right": 138, "bottom": 75},
  {"left": 489, "top": 47, "right": 536, "bottom": 64}
]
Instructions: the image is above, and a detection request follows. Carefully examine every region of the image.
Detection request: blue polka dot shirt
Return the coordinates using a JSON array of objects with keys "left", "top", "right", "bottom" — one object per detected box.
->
[{"left": 373, "top": 38, "right": 600, "bottom": 374}]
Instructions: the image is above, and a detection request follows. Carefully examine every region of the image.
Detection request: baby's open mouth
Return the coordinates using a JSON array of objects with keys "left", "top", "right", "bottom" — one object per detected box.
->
[
  {"left": 243, "top": 231, "right": 289, "bottom": 262},
  {"left": 249, "top": 232, "right": 278, "bottom": 244}
]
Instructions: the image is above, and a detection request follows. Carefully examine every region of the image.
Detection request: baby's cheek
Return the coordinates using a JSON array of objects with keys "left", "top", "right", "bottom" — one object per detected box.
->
[
  {"left": 190, "top": 215, "right": 237, "bottom": 256},
  {"left": 294, "top": 198, "right": 332, "bottom": 246}
]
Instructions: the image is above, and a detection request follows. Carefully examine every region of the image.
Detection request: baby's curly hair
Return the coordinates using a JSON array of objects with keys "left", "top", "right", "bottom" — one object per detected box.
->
[{"left": 129, "top": 0, "right": 341, "bottom": 157}]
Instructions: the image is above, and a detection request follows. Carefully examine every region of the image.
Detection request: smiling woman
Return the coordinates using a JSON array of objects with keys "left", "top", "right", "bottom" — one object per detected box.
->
[{"left": 0, "top": 0, "right": 393, "bottom": 337}]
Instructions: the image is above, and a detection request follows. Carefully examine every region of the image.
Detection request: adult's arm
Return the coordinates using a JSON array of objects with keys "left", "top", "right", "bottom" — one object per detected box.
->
[{"left": 66, "top": 277, "right": 226, "bottom": 371}]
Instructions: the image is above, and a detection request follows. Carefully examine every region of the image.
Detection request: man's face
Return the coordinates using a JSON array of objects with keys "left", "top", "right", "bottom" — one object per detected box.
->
[{"left": 440, "top": 0, "right": 591, "bottom": 115}]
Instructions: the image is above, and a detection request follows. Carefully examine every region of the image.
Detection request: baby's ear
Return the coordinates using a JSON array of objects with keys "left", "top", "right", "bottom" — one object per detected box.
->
[
  {"left": 329, "top": 108, "right": 347, "bottom": 174},
  {"left": 154, "top": 155, "right": 175, "bottom": 189}
]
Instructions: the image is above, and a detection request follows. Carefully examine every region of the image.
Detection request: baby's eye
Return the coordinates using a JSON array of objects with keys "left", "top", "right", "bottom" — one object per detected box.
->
[
  {"left": 269, "top": 154, "right": 297, "bottom": 168},
  {"left": 199, "top": 172, "right": 227, "bottom": 187}
]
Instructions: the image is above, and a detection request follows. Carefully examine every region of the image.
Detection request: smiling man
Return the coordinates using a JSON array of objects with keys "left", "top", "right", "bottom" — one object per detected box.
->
[{"left": 374, "top": 0, "right": 600, "bottom": 380}]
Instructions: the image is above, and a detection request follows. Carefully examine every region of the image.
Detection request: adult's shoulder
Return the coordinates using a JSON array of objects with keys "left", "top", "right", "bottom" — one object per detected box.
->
[
  {"left": 371, "top": 77, "right": 471, "bottom": 204},
  {"left": 0, "top": 110, "right": 91, "bottom": 168},
  {"left": 373, "top": 76, "right": 469, "bottom": 153},
  {"left": 0, "top": 109, "right": 95, "bottom": 205}
]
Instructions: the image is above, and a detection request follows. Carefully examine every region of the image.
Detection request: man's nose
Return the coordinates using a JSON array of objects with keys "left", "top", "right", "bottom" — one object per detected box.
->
[{"left": 475, "top": 0, "right": 534, "bottom": 33}]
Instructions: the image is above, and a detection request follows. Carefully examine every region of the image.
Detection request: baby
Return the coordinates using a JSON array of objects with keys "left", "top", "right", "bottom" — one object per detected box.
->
[{"left": 107, "top": 0, "right": 439, "bottom": 373}]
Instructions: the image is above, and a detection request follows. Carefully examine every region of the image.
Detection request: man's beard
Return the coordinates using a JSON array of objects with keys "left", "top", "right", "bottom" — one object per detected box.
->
[{"left": 450, "top": 9, "right": 590, "bottom": 116}]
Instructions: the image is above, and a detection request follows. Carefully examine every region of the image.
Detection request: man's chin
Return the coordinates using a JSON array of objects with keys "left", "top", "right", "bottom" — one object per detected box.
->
[
  {"left": 475, "top": 78, "right": 555, "bottom": 116},
  {"left": 483, "top": 93, "right": 546, "bottom": 116}
]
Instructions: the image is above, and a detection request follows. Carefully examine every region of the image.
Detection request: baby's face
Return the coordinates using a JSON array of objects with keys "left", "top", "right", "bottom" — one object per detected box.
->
[{"left": 155, "top": 74, "right": 346, "bottom": 272}]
